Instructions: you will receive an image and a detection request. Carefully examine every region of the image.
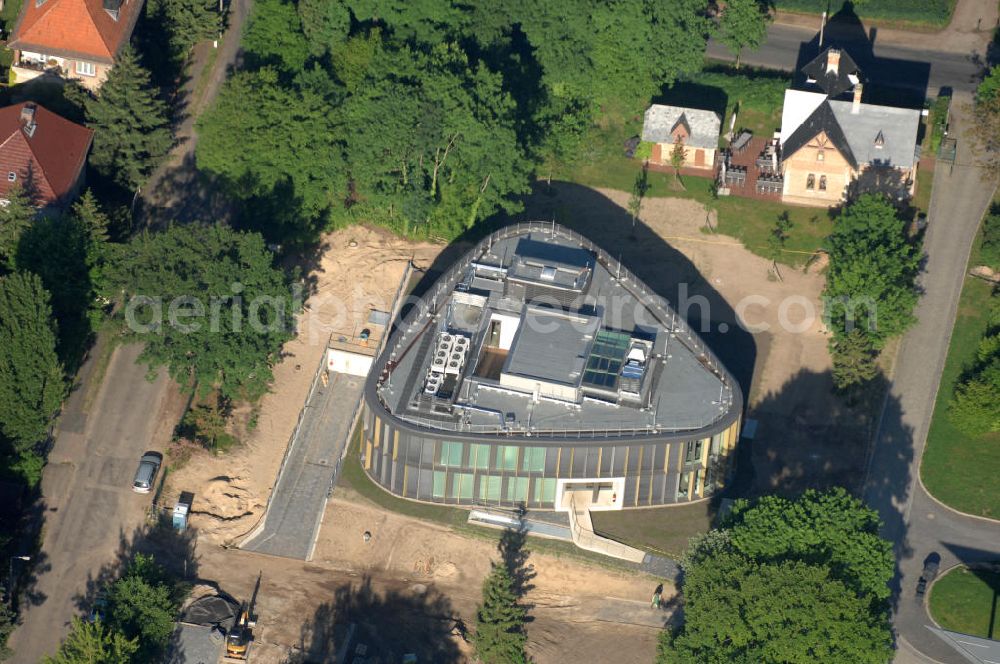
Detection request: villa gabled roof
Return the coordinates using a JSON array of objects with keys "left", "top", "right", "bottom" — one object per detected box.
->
[
  {"left": 0, "top": 103, "right": 93, "bottom": 206},
  {"left": 8, "top": 0, "right": 143, "bottom": 63},
  {"left": 779, "top": 89, "right": 920, "bottom": 171},
  {"left": 781, "top": 100, "right": 858, "bottom": 169}
]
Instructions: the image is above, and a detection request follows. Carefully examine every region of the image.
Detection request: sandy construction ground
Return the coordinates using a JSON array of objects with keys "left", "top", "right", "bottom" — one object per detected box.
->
[
  {"left": 164, "top": 184, "right": 859, "bottom": 661},
  {"left": 164, "top": 226, "right": 442, "bottom": 545},
  {"left": 194, "top": 485, "right": 666, "bottom": 663}
]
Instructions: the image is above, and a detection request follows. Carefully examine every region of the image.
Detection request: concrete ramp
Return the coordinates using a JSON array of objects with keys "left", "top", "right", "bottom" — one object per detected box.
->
[{"left": 566, "top": 494, "right": 647, "bottom": 563}]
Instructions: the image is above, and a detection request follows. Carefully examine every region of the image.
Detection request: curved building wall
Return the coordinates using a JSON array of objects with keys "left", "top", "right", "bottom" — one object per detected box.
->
[{"left": 361, "top": 403, "right": 741, "bottom": 509}]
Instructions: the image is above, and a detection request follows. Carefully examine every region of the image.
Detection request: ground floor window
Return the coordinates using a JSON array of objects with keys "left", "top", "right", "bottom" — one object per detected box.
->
[
  {"left": 75, "top": 60, "right": 96, "bottom": 76},
  {"left": 480, "top": 475, "right": 501, "bottom": 501},
  {"left": 533, "top": 478, "right": 556, "bottom": 504},
  {"left": 506, "top": 476, "right": 529, "bottom": 503},
  {"left": 432, "top": 470, "right": 446, "bottom": 498},
  {"left": 450, "top": 472, "right": 474, "bottom": 500}
]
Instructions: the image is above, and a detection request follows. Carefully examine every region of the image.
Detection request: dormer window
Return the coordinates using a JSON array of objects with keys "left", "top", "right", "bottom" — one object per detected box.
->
[
  {"left": 7, "top": 172, "right": 16, "bottom": 182},
  {"left": 874, "top": 130, "right": 885, "bottom": 149},
  {"left": 103, "top": 0, "right": 122, "bottom": 20}
]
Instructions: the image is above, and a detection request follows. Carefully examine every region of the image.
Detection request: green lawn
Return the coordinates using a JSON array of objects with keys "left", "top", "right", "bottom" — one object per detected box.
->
[
  {"left": 541, "top": 64, "right": 832, "bottom": 268},
  {"left": 590, "top": 502, "right": 714, "bottom": 558},
  {"left": 929, "top": 566, "right": 1000, "bottom": 638},
  {"left": 774, "top": 0, "right": 955, "bottom": 29},
  {"left": 921, "top": 210, "right": 1000, "bottom": 517}
]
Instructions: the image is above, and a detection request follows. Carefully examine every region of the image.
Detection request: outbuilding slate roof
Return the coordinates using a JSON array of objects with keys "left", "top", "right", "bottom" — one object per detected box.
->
[
  {"left": 0, "top": 103, "right": 93, "bottom": 206},
  {"left": 8, "top": 0, "right": 143, "bottom": 63},
  {"left": 779, "top": 89, "right": 920, "bottom": 171},
  {"left": 642, "top": 104, "right": 720, "bottom": 150}
]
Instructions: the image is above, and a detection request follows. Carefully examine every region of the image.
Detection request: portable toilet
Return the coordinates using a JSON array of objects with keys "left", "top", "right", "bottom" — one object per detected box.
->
[
  {"left": 173, "top": 502, "right": 189, "bottom": 531},
  {"left": 173, "top": 491, "right": 194, "bottom": 531}
]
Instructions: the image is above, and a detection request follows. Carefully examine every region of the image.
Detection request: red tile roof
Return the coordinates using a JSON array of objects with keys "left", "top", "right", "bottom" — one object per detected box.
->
[
  {"left": 8, "top": 0, "right": 142, "bottom": 63},
  {"left": 0, "top": 103, "right": 93, "bottom": 207}
]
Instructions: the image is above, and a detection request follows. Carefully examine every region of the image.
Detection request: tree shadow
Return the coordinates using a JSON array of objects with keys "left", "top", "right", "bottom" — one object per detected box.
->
[
  {"left": 499, "top": 507, "right": 536, "bottom": 602},
  {"left": 138, "top": 152, "right": 236, "bottom": 230},
  {"left": 652, "top": 81, "right": 728, "bottom": 120},
  {"left": 72, "top": 518, "right": 200, "bottom": 619},
  {"left": 290, "top": 575, "right": 465, "bottom": 663}
]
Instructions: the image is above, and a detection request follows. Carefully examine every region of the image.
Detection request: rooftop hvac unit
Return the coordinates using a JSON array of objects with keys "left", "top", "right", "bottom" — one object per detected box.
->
[
  {"left": 455, "top": 336, "right": 469, "bottom": 346},
  {"left": 440, "top": 333, "right": 453, "bottom": 344},
  {"left": 446, "top": 360, "right": 461, "bottom": 375},
  {"left": 432, "top": 357, "right": 446, "bottom": 371}
]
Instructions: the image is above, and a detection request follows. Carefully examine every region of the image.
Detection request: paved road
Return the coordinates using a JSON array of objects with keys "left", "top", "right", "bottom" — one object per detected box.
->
[
  {"left": 861, "top": 97, "right": 1000, "bottom": 663},
  {"left": 707, "top": 21, "right": 986, "bottom": 97},
  {"left": 7, "top": 344, "right": 180, "bottom": 663},
  {"left": 711, "top": 10, "right": 1000, "bottom": 662},
  {"left": 241, "top": 372, "right": 363, "bottom": 560}
]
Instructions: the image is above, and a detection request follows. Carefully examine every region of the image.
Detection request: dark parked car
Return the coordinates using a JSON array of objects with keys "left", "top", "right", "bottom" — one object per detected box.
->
[
  {"left": 132, "top": 452, "right": 162, "bottom": 494},
  {"left": 916, "top": 557, "right": 941, "bottom": 598}
]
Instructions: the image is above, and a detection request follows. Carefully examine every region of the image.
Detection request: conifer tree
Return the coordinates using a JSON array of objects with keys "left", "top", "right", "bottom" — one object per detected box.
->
[
  {"left": 41, "top": 617, "right": 137, "bottom": 664},
  {"left": 473, "top": 562, "right": 528, "bottom": 664},
  {"left": 0, "top": 271, "right": 64, "bottom": 484},
  {"left": 84, "top": 46, "right": 172, "bottom": 192},
  {"left": 0, "top": 185, "right": 35, "bottom": 271},
  {"left": 164, "top": 0, "right": 223, "bottom": 56}
]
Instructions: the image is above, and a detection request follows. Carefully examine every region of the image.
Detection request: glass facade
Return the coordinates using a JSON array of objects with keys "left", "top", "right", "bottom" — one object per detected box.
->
[{"left": 361, "top": 406, "right": 741, "bottom": 509}]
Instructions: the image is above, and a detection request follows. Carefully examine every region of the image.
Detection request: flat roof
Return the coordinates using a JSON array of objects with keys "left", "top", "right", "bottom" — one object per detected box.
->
[
  {"left": 503, "top": 305, "right": 600, "bottom": 387},
  {"left": 370, "top": 223, "right": 740, "bottom": 439}
]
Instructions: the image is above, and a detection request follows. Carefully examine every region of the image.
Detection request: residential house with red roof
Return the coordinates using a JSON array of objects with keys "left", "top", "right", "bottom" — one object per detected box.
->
[
  {"left": 7, "top": 0, "right": 143, "bottom": 90},
  {"left": 0, "top": 102, "right": 93, "bottom": 210}
]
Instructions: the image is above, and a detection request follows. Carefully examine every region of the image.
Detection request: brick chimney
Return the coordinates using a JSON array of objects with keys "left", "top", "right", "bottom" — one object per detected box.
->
[
  {"left": 826, "top": 49, "right": 841, "bottom": 75},
  {"left": 852, "top": 83, "right": 863, "bottom": 114},
  {"left": 20, "top": 104, "right": 37, "bottom": 138}
]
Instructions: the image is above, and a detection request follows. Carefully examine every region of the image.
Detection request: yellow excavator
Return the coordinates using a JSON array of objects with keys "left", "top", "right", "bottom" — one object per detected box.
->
[{"left": 224, "top": 572, "right": 261, "bottom": 661}]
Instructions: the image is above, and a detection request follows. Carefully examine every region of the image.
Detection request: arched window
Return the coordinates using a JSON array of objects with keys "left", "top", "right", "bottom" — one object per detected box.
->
[
  {"left": 806, "top": 174, "right": 816, "bottom": 190},
  {"left": 819, "top": 175, "right": 827, "bottom": 191}
]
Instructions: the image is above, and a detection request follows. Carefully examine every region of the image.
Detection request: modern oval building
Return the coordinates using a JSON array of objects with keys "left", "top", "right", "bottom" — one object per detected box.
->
[{"left": 361, "top": 222, "right": 742, "bottom": 511}]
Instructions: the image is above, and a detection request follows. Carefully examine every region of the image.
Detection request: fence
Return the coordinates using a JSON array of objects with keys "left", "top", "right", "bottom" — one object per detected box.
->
[
  {"left": 375, "top": 221, "right": 737, "bottom": 437},
  {"left": 233, "top": 329, "right": 334, "bottom": 547}
]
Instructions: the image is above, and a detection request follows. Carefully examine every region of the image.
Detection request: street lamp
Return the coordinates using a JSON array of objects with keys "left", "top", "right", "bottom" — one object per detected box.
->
[{"left": 7, "top": 556, "right": 30, "bottom": 608}]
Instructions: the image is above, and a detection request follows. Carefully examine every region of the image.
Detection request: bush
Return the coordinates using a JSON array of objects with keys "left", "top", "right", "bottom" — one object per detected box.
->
[
  {"left": 929, "top": 95, "right": 951, "bottom": 155},
  {"left": 773, "top": 0, "right": 954, "bottom": 26},
  {"left": 634, "top": 141, "right": 654, "bottom": 161},
  {"left": 980, "top": 206, "right": 1000, "bottom": 271}
]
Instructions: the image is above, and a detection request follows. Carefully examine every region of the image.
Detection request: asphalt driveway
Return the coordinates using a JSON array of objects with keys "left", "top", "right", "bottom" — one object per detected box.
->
[{"left": 7, "top": 343, "right": 182, "bottom": 663}]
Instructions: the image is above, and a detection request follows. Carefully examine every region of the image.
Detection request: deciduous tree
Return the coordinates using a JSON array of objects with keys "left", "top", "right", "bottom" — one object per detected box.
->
[
  {"left": 717, "top": 0, "right": 772, "bottom": 69},
  {"left": 659, "top": 489, "right": 894, "bottom": 664},
  {"left": 106, "top": 554, "right": 178, "bottom": 662},
  {"left": 110, "top": 225, "right": 296, "bottom": 402},
  {"left": 658, "top": 555, "right": 892, "bottom": 664},
  {"left": 824, "top": 194, "right": 920, "bottom": 386}
]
